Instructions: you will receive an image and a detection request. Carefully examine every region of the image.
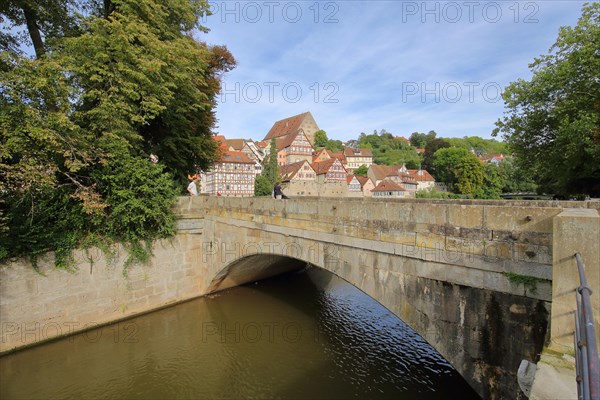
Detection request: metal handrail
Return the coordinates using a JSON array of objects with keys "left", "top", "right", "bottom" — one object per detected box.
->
[{"left": 574, "top": 253, "right": 600, "bottom": 400}]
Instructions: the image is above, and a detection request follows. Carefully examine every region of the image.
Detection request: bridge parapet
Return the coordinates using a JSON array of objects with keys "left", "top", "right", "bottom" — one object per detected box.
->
[{"left": 175, "top": 196, "right": 600, "bottom": 301}]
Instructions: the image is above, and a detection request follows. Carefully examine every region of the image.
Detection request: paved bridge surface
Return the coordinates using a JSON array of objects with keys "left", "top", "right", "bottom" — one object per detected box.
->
[{"left": 175, "top": 196, "right": 599, "bottom": 400}]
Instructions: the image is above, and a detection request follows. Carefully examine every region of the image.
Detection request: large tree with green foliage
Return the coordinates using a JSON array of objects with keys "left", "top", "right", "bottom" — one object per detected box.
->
[
  {"left": 494, "top": 3, "right": 600, "bottom": 196},
  {"left": 422, "top": 138, "right": 450, "bottom": 177},
  {"left": 454, "top": 156, "right": 484, "bottom": 196},
  {"left": 432, "top": 147, "right": 470, "bottom": 188},
  {"left": 0, "top": 0, "right": 234, "bottom": 268}
]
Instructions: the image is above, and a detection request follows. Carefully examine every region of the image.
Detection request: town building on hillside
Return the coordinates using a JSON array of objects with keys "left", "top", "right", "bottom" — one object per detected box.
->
[
  {"left": 280, "top": 160, "right": 316, "bottom": 182},
  {"left": 343, "top": 147, "right": 373, "bottom": 173},
  {"left": 264, "top": 111, "right": 320, "bottom": 146},
  {"left": 275, "top": 128, "right": 314, "bottom": 166},
  {"left": 280, "top": 160, "right": 320, "bottom": 197},
  {"left": 312, "top": 148, "right": 331, "bottom": 163},
  {"left": 371, "top": 179, "right": 407, "bottom": 198},
  {"left": 201, "top": 137, "right": 259, "bottom": 196},
  {"left": 329, "top": 150, "right": 346, "bottom": 167},
  {"left": 482, "top": 154, "right": 506, "bottom": 165},
  {"left": 311, "top": 158, "right": 347, "bottom": 183},
  {"left": 407, "top": 169, "right": 436, "bottom": 191},
  {"left": 225, "top": 139, "right": 265, "bottom": 165},
  {"left": 368, "top": 164, "right": 418, "bottom": 196},
  {"left": 368, "top": 164, "right": 408, "bottom": 186},
  {"left": 344, "top": 139, "right": 359, "bottom": 148},
  {"left": 347, "top": 175, "right": 363, "bottom": 197},
  {"left": 356, "top": 176, "right": 375, "bottom": 197}
]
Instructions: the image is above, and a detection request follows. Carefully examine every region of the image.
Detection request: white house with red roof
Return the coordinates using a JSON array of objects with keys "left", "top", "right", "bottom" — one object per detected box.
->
[
  {"left": 367, "top": 164, "right": 418, "bottom": 196},
  {"left": 407, "top": 169, "right": 436, "bottom": 191},
  {"left": 346, "top": 175, "right": 363, "bottom": 197},
  {"left": 371, "top": 179, "right": 407, "bottom": 198}
]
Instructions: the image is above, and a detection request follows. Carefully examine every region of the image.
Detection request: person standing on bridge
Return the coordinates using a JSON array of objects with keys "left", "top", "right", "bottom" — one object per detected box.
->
[
  {"left": 273, "top": 182, "right": 289, "bottom": 199},
  {"left": 273, "top": 182, "right": 282, "bottom": 199},
  {"left": 187, "top": 175, "right": 199, "bottom": 196}
]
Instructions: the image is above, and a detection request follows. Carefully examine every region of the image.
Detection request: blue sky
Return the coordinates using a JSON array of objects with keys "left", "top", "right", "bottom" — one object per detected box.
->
[{"left": 200, "top": 0, "right": 587, "bottom": 142}]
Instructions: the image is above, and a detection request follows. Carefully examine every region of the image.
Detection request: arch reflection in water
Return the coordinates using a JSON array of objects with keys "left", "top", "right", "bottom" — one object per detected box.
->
[{"left": 0, "top": 265, "right": 480, "bottom": 399}]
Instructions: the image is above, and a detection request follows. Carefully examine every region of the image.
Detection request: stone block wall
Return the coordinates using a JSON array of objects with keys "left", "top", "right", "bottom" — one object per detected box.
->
[{"left": 0, "top": 234, "right": 207, "bottom": 354}]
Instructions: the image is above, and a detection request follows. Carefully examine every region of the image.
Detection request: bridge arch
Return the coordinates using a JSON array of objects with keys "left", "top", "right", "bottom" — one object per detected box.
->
[
  {"left": 207, "top": 253, "right": 315, "bottom": 293},
  {"left": 183, "top": 196, "right": 572, "bottom": 399}
]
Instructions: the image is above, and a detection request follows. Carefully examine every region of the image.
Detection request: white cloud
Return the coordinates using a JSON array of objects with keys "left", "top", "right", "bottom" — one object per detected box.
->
[{"left": 204, "top": 0, "right": 587, "bottom": 142}]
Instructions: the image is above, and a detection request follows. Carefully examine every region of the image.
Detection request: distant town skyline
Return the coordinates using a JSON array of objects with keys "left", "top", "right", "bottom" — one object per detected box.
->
[{"left": 202, "top": 1, "right": 587, "bottom": 142}]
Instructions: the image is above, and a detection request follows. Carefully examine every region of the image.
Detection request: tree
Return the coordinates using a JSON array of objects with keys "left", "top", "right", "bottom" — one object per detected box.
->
[
  {"left": 0, "top": 0, "right": 234, "bottom": 267},
  {"left": 422, "top": 138, "right": 450, "bottom": 177},
  {"left": 498, "top": 157, "right": 538, "bottom": 193},
  {"left": 475, "top": 163, "right": 503, "bottom": 199},
  {"left": 254, "top": 138, "right": 279, "bottom": 196},
  {"left": 454, "top": 156, "right": 484, "bottom": 196},
  {"left": 325, "top": 139, "right": 344, "bottom": 152},
  {"left": 314, "top": 130, "right": 328, "bottom": 148},
  {"left": 409, "top": 130, "right": 437, "bottom": 148},
  {"left": 358, "top": 130, "right": 420, "bottom": 166},
  {"left": 432, "top": 147, "right": 470, "bottom": 188},
  {"left": 409, "top": 132, "right": 427, "bottom": 148},
  {"left": 0, "top": 0, "right": 78, "bottom": 58},
  {"left": 494, "top": 3, "right": 600, "bottom": 196},
  {"left": 354, "top": 165, "right": 368, "bottom": 177}
]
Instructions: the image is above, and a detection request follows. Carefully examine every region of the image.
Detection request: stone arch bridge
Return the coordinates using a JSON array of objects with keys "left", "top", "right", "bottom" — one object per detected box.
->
[
  {"left": 175, "top": 196, "right": 599, "bottom": 399},
  {"left": 1, "top": 197, "right": 598, "bottom": 399}
]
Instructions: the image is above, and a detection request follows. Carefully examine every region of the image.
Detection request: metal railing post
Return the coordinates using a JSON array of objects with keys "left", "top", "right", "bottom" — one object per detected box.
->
[{"left": 574, "top": 253, "right": 600, "bottom": 400}]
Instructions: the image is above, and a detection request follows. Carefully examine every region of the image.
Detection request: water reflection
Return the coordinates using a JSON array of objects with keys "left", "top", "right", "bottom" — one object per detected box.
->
[{"left": 0, "top": 266, "right": 480, "bottom": 399}]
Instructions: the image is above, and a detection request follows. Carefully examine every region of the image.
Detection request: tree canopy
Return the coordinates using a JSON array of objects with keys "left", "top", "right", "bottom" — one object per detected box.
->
[
  {"left": 358, "top": 130, "right": 421, "bottom": 166},
  {"left": 494, "top": 3, "right": 600, "bottom": 196},
  {"left": 0, "top": 0, "right": 235, "bottom": 267}
]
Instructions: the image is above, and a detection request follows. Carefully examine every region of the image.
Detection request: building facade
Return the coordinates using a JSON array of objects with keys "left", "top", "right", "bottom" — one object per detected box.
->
[
  {"left": 201, "top": 150, "right": 258, "bottom": 197},
  {"left": 343, "top": 148, "right": 373, "bottom": 173}
]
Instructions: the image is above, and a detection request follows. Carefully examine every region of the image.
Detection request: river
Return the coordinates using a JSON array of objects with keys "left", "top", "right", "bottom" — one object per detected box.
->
[{"left": 0, "top": 266, "right": 480, "bottom": 399}]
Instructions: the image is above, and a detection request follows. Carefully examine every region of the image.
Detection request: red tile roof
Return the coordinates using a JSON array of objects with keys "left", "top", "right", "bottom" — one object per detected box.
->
[
  {"left": 264, "top": 112, "right": 311, "bottom": 141},
  {"left": 343, "top": 147, "right": 373, "bottom": 157},
  {"left": 220, "top": 150, "right": 255, "bottom": 164},
  {"left": 329, "top": 151, "right": 346, "bottom": 163},
  {"left": 369, "top": 164, "right": 405, "bottom": 181},
  {"left": 311, "top": 158, "right": 340, "bottom": 175},
  {"left": 225, "top": 139, "right": 246, "bottom": 151},
  {"left": 372, "top": 179, "right": 406, "bottom": 192},
  {"left": 356, "top": 176, "right": 372, "bottom": 187},
  {"left": 274, "top": 129, "right": 309, "bottom": 151},
  {"left": 312, "top": 148, "right": 330, "bottom": 162},
  {"left": 280, "top": 160, "right": 312, "bottom": 181},
  {"left": 407, "top": 169, "right": 435, "bottom": 182}
]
